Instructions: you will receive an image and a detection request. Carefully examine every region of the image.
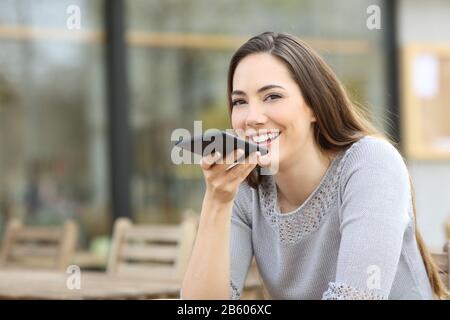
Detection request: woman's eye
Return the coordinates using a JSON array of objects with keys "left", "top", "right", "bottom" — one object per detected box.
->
[
  {"left": 265, "top": 94, "right": 282, "bottom": 102},
  {"left": 232, "top": 99, "right": 246, "bottom": 107}
]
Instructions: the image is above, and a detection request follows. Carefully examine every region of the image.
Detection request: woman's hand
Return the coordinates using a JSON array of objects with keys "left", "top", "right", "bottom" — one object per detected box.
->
[{"left": 200, "top": 149, "right": 259, "bottom": 204}]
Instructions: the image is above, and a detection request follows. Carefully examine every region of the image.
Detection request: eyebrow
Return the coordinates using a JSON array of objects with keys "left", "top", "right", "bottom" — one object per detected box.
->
[{"left": 231, "top": 84, "right": 285, "bottom": 96}]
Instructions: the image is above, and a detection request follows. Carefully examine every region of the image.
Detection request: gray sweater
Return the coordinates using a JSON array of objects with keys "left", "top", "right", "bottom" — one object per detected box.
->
[{"left": 230, "top": 136, "right": 434, "bottom": 299}]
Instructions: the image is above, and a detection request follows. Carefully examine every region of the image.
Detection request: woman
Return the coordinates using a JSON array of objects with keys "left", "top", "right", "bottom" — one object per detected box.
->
[{"left": 181, "top": 32, "right": 447, "bottom": 299}]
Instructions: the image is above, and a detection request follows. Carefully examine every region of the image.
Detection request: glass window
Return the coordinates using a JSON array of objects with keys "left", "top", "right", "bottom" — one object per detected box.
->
[
  {"left": 0, "top": 0, "right": 108, "bottom": 247},
  {"left": 126, "top": 0, "right": 388, "bottom": 223}
]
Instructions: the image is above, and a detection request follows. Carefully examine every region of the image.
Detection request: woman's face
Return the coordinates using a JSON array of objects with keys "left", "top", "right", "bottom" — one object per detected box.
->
[{"left": 231, "top": 53, "right": 317, "bottom": 169}]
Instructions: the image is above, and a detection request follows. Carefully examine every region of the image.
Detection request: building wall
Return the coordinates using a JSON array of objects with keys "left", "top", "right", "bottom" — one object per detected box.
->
[{"left": 398, "top": 0, "right": 450, "bottom": 251}]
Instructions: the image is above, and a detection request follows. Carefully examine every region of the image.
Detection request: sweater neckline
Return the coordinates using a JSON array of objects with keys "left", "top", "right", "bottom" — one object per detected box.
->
[
  {"left": 276, "top": 152, "right": 343, "bottom": 215},
  {"left": 260, "top": 150, "right": 345, "bottom": 218}
]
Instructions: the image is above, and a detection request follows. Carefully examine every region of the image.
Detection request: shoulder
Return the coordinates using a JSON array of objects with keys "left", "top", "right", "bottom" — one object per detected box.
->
[
  {"left": 342, "top": 135, "right": 405, "bottom": 168},
  {"left": 338, "top": 135, "right": 411, "bottom": 194},
  {"left": 340, "top": 135, "right": 408, "bottom": 176}
]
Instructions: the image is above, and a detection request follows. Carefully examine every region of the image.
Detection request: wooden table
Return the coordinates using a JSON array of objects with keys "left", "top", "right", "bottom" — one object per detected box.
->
[{"left": 0, "top": 269, "right": 181, "bottom": 300}]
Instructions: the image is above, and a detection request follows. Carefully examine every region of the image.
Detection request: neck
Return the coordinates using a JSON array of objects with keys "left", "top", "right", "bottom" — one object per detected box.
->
[{"left": 274, "top": 139, "right": 334, "bottom": 211}]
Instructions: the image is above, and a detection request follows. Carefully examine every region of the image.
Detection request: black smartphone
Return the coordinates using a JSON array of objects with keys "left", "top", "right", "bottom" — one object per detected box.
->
[{"left": 175, "top": 129, "right": 268, "bottom": 159}]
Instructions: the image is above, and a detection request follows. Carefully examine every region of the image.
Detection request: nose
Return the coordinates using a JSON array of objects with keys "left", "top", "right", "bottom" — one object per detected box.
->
[{"left": 245, "top": 103, "right": 267, "bottom": 127}]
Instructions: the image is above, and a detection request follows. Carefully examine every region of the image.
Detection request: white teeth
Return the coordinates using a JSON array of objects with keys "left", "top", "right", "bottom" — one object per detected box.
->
[
  {"left": 251, "top": 132, "right": 280, "bottom": 143},
  {"left": 256, "top": 134, "right": 268, "bottom": 143}
]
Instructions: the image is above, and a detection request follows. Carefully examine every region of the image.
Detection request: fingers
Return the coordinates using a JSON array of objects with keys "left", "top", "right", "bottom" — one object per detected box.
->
[
  {"left": 227, "top": 151, "right": 259, "bottom": 177},
  {"left": 200, "top": 148, "right": 258, "bottom": 173},
  {"left": 200, "top": 152, "right": 221, "bottom": 170},
  {"left": 223, "top": 148, "right": 245, "bottom": 167}
]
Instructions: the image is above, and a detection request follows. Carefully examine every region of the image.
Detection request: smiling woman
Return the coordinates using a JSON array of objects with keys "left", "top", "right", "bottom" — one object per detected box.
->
[{"left": 181, "top": 32, "right": 448, "bottom": 300}]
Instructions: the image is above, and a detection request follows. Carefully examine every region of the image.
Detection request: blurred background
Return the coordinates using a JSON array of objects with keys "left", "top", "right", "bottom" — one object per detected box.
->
[{"left": 0, "top": 0, "right": 449, "bottom": 271}]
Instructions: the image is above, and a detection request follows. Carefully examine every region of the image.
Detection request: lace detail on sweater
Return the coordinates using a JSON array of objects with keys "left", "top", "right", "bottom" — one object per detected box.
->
[
  {"left": 258, "top": 152, "right": 344, "bottom": 245},
  {"left": 322, "top": 282, "right": 386, "bottom": 300},
  {"left": 230, "top": 280, "right": 241, "bottom": 300}
]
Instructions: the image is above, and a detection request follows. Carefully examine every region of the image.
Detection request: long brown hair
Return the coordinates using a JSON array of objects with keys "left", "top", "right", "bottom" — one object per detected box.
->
[{"left": 226, "top": 31, "right": 448, "bottom": 299}]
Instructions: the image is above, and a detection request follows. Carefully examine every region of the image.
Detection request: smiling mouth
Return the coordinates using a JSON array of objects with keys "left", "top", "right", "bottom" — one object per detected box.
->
[{"left": 248, "top": 131, "right": 281, "bottom": 147}]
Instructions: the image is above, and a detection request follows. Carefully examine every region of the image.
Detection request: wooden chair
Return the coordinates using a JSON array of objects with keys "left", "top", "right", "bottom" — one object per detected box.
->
[
  {"left": 431, "top": 240, "right": 450, "bottom": 292},
  {"left": 0, "top": 218, "right": 78, "bottom": 271},
  {"left": 107, "top": 213, "right": 198, "bottom": 284}
]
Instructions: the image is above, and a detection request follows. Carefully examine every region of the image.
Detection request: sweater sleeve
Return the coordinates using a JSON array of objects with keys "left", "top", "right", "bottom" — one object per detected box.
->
[
  {"left": 229, "top": 190, "right": 254, "bottom": 300},
  {"left": 322, "top": 137, "right": 412, "bottom": 300}
]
